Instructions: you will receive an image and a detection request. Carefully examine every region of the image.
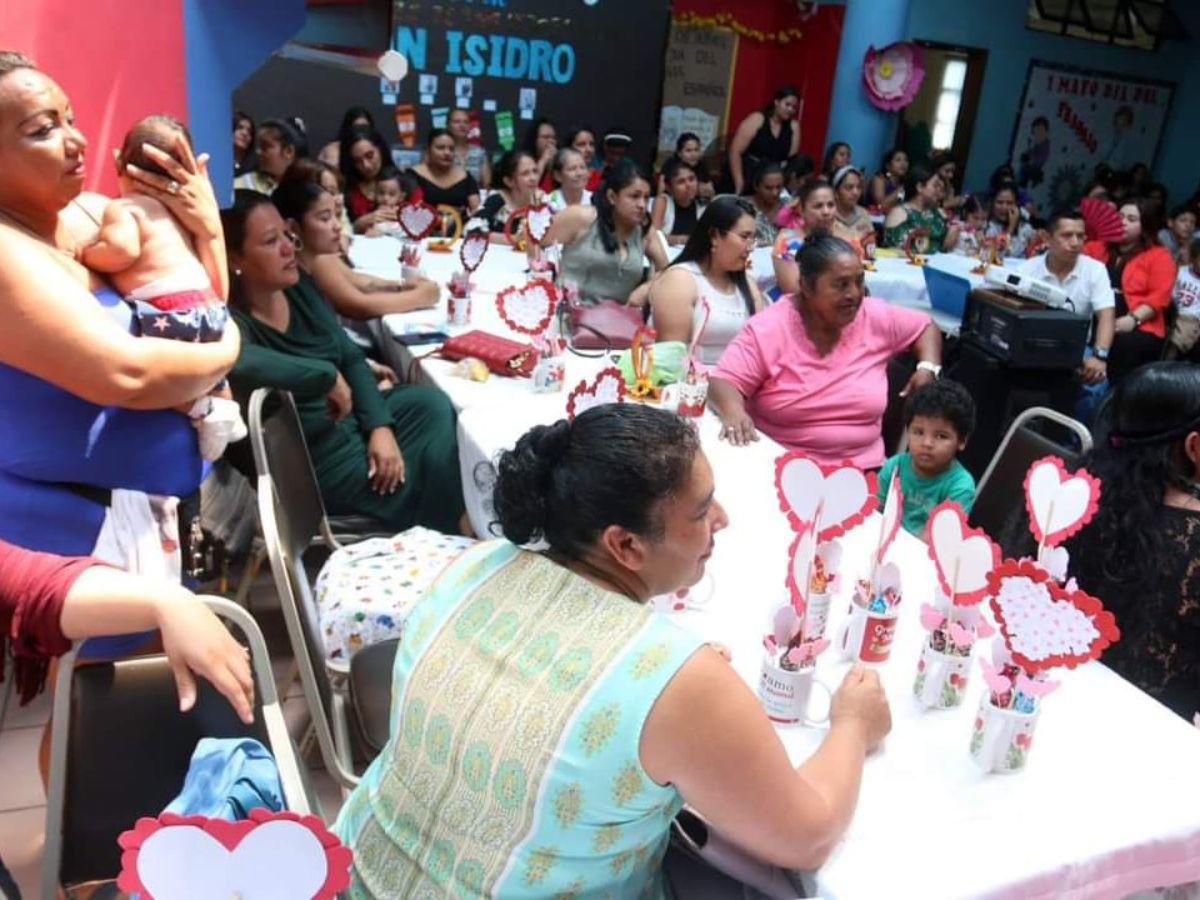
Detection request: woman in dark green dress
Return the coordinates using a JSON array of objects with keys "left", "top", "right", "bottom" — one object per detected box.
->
[{"left": 221, "top": 189, "right": 465, "bottom": 534}]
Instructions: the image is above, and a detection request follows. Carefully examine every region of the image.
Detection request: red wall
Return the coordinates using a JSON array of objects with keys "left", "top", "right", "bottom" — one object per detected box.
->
[
  {"left": 1, "top": 0, "right": 188, "bottom": 196},
  {"left": 673, "top": 0, "right": 844, "bottom": 163}
]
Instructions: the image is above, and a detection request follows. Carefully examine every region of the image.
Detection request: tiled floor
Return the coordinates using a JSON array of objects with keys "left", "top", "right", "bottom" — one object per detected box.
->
[{"left": 0, "top": 569, "right": 345, "bottom": 899}]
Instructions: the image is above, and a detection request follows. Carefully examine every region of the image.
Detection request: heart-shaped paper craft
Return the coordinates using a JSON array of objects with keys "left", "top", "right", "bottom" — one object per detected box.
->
[
  {"left": 784, "top": 523, "right": 819, "bottom": 615},
  {"left": 459, "top": 229, "right": 490, "bottom": 272},
  {"left": 784, "top": 637, "right": 830, "bottom": 667},
  {"left": 926, "top": 501, "right": 1000, "bottom": 606},
  {"left": 875, "top": 469, "right": 903, "bottom": 566},
  {"left": 987, "top": 558, "right": 1120, "bottom": 674},
  {"left": 566, "top": 366, "right": 626, "bottom": 420},
  {"left": 496, "top": 278, "right": 558, "bottom": 336},
  {"left": 947, "top": 621, "right": 974, "bottom": 649},
  {"left": 774, "top": 451, "right": 878, "bottom": 541},
  {"left": 398, "top": 201, "right": 438, "bottom": 240},
  {"left": 1024, "top": 456, "right": 1101, "bottom": 548},
  {"left": 1015, "top": 672, "right": 1061, "bottom": 699},
  {"left": 117, "top": 809, "right": 351, "bottom": 899},
  {"left": 979, "top": 657, "right": 1013, "bottom": 695},
  {"left": 525, "top": 202, "right": 554, "bottom": 243},
  {"left": 919, "top": 602, "right": 945, "bottom": 632}
]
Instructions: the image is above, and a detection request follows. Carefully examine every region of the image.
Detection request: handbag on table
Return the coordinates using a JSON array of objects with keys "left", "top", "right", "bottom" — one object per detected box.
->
[
  {"left": 425, "top": 329, "right": 539, "bottom": 378},
  {"left": 566, "top": 296, "right": 646, "bottom": 353}
]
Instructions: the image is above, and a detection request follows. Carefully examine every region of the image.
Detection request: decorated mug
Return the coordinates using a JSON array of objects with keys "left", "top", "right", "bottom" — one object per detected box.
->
[
  {"left": 448, "top": 294, "right": 472, "bottom": 327},
  {"left": 969, "top": 696, "right": 1039, "bottom": 773},
  {"left": 532, "top": 355, "right": 566, "bottom": 393},
  {"left": 838, "top": 601, "right": 898, "bottom": 664},
  {"left": 913, "top": 640, "right": 971, "bottom": 709},
  {"left": 758, "top": 656, "right": 832, "bottom": 725}
]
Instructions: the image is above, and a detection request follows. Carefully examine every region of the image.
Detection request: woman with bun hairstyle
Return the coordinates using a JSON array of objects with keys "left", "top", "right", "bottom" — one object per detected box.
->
[{"left": 334, "top": 404, "right": 892, "bottom": 896}]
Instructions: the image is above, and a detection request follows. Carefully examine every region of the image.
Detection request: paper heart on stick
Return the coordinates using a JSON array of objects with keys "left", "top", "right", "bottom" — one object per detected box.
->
[
  {"left": 987, "top": 558, "right": 1120, "bottom": 674},
  {"left": 496, "top": 278, "right": 558, "bottom": 336},
  {"left": 566, "top": 366, "right": 626, "bottom": 420},
  {"left": 784, "top": 523, "right": 819, "bottom": 616},
  {"left": 1024, "top": 456, "right": 1101, "bottom": 548},
  {"left": 525, "top": 202, "right": 554, "bottom": 243},
  {"left": 459, "top": 229, "right": 490, "bottom": 272},
  {"left": 875, "top": 469, "right": 903, "bottom": 567},
  {"left": 774, "top": 451, "right": 878, "bottom": 541},
  {"left": 397, "top": 201, "right": 438, "bottom": 240},
  {"left": 926, "top": 501, "right": 1000, "bottom": 605},
  {"left": 117, "top": 809, "right": 351, "bottom": 899}
]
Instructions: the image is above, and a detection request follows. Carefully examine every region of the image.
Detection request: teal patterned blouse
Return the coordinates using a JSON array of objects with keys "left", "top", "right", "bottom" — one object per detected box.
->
[{"left": 334, "top": 540, "right": 705, "bottom": 898}]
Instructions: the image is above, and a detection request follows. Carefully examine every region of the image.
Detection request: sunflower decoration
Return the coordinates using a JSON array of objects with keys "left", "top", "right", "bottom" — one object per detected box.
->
[{"left": 863, "top": 41, "right": 925, "bottom": 111}]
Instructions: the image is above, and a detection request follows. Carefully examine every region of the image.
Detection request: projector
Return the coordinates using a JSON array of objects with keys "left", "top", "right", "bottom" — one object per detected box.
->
[{"left": 982, "top": 265, "right": 1071, "bottom": 310}]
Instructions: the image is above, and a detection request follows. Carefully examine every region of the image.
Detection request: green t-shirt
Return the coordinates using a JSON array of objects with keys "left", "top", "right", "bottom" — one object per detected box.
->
[{"left": 878, "top": 452, "right": 977, "bottom": 537}]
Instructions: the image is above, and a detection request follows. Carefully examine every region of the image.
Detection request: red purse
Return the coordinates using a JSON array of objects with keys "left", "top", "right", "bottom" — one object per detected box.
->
[{"left": 434, "top": 329, "right": 539, "bottom": 377}]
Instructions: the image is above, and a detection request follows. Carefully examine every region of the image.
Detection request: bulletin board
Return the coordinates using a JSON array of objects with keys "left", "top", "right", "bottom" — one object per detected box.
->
[{"left": 655, "top": 23, "right": 738, "bottom": 165}]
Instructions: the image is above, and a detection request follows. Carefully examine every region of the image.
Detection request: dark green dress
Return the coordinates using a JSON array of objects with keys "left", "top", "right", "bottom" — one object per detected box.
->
[{"left": 230, "top": 271, "right": 464, "bottom": 534}]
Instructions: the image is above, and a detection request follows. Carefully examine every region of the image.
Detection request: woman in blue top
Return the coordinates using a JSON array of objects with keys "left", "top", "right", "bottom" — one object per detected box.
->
[{"left": 0, "top": 52, "right": 238, "bottom": 654}]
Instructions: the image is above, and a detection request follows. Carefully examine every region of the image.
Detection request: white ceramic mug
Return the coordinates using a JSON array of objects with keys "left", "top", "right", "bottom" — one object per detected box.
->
[
  {"left": 913, "top": 640, "right": 971, "bottom": 710},
  {"left": 969, "top": 696, "right": 1039, "bottom": 773},
  {"left": 448, "top": 294, "right": 471, "bottom": 327},
  {"left": 759, "top": 656, "right": 832, "bottom": 725}
]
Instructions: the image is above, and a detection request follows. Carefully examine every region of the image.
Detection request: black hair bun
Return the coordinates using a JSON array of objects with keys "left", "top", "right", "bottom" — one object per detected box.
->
[{"left": 491, "top": 420, "right": 571, "bottom": 545}]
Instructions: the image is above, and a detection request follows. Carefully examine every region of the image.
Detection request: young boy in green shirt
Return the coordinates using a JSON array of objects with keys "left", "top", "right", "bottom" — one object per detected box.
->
[{"left": 878, "top": 379, "right": 977, "bottom": 537}]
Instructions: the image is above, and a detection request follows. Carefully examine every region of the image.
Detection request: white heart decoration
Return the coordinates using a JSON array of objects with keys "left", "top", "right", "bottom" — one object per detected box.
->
[
  {"left": 1039, "top": 545, "right": 1071, "bottom": 582},
  {"left": 875, "top": 469, "right": 903, "bottom": 565},
  {"left": 786, "top": 525, "right": 819, "bottom": 614},
  {"left": 459, "top": 231, "right": 489, "bottom": 272},
  {"left": 566, "top": 367, "right": 626, "bottom": 420},
  {"left": 496, "top": 278, "right": 557, "bottom": 336},
  {"left": 398, "top": 202, "right": 437, "bottom": 240},
  {"left": 136, "top": 820, "right": 329, "bottom": 900},
  {"left": 1025, "top": 457, "right": 1100, "bottom": 547},
  {"left": 525, "top": 203, "right": 554, "bottom": 243},
  {"left": 774, "top": 453, "right": 875, "bottom": 540},
  {"left": 927, "top": 502, "right": 999, "bottom": 605}
]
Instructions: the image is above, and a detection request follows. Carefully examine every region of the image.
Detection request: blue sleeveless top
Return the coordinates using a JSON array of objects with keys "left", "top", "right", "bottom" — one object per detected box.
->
[{"left": 0, "top": 285, "right": 206, "bottom": 653}]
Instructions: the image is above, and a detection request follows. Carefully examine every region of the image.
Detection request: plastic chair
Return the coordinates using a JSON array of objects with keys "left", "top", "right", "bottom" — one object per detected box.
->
[
  {"left": 41, "top": 596, "right": 311, "bottom": 894},
  {"left": 969, "top": 406, "right": 1092, "bottom": 551},
  {"left": 249, "top": 388, "right": 397, "bottom": 790}
]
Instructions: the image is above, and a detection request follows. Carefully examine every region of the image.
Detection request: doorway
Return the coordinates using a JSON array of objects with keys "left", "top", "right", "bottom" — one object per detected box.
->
[{"left": 897, "top": 41, "right": 988, "bottom": 177}]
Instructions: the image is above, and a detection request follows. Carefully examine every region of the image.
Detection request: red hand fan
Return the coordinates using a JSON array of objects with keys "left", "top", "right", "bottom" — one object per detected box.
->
[{"left": 1080, "top": 197, "right": 1123, "bottom": 243}]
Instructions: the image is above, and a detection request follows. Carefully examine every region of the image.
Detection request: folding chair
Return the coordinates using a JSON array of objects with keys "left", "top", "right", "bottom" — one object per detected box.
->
[
  {"left": 249, "top": 389, "right": 397, "bottom": 790},
  {"left": 969, "top": 406, "right": 1093, "bottom": 552},
  {"left": 41, "top": 596, "right": 310, "bottom": 895}
]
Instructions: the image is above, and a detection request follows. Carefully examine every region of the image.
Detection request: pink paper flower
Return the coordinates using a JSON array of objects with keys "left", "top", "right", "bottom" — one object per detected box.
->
[{"left": 862, "top": 42, "right": 925, "bottom": 111}]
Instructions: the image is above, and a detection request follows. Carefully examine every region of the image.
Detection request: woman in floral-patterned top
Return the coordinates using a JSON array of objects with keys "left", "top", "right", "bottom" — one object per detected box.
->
[
  {"left": 882, "top": 165, "right": 959, "bottom": 253},
  {"left": 334, "top": 404, "right": 892, "bottom": 897}
]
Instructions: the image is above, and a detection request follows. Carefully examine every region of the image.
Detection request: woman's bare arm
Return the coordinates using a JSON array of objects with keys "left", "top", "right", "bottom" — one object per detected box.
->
[
  {"left": 647, "top": 267, "right": 697, "bottom": 344},
  {"left": 310, "top": 254, "right": 439, "bottom": 318}
]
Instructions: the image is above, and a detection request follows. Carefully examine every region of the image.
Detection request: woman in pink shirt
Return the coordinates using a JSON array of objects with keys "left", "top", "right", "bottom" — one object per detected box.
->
[{"left": 710, "top": 230, "right": 942, "bottom": 468}]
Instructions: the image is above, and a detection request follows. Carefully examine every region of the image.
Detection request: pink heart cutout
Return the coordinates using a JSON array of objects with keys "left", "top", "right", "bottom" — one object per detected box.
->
[
  {"left": 398, "top": 201, "right": 437, "bottom": 240},
  {"left": 774, "top": 452, "right": 878, "bottom": 541},
  {"left": 1024, "top": 456, "right": 1101, "bottom": 547},
  {"left": 566, "top": 366, "right": 626, "bottom": 420},
  {"left": 926, "top": 502, "right": 999, "bottom": 605},
  {"left": 495, "top": 278, "right": 558, "bottom": 336}
]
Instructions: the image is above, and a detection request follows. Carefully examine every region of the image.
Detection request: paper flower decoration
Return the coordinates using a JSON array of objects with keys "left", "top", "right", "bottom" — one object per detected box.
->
[{"left": 862, "top": 41, "right": 925, "bottom": 111}]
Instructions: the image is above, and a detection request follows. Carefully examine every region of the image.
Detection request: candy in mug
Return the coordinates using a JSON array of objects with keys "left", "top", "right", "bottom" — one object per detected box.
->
[
  {"left": 969, "top": 696, "right": 1039, "bottom": 773},
  {"left": 758, "top": 656, "right": 832, "bottom": 725}
]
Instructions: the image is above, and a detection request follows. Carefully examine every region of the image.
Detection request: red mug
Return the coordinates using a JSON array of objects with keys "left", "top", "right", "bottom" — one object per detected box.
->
[{"left": 838, "top": 603, "right": 898, "bottom": 663}]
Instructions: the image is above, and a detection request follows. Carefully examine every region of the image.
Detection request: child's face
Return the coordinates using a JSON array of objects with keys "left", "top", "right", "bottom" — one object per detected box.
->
[
  {"left": 965, "top": 210, "right": 987, "bottom": 231},
  {"left": 375, "top": 178, "right": 404, "bottom": 207},
  {"left": 1172, "top": 212, "right": 1196, "bottom": 242},
  {"left": 906, "top": 414, "right": 964, "bottom": 477}
]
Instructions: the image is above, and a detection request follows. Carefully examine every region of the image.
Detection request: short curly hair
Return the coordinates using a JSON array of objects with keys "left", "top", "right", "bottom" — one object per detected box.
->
[{"left": 903, "top": 378, "right": 976, "bottom": 440}]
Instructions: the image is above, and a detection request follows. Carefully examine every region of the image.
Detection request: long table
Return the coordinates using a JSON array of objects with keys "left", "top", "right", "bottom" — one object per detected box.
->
[{"left": 349, "top": 234, "right": 1200, "bottom": 897}]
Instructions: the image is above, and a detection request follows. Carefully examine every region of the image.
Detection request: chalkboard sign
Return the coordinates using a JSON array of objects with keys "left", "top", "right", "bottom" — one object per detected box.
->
[{"left": 656, "top": 24, "right": 737, "bottom": 164}]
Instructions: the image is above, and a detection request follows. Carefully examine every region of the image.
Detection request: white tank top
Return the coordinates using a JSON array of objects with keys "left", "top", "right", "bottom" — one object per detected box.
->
[{"left": 679, "top": 261, "right": 750, "bottom": 365}]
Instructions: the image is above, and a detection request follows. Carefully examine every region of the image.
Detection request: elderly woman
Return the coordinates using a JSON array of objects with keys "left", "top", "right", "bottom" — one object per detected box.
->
[
  {"left": 649, "top": 197, "right": 765, "bottom": 363},
  {"left": 711, "top": 231, "right": 942, "bottom": 468},
  {"left": 0, "top": 52, "right": 237, "bottom": 644},
  {"left": 546, "top": 146, "right": 591, "bottom": 213},
  {"left": 546, "top": 159, "right": 667, "bottom": 306},
  {"left": 334, "top": 403, "right": 891, "bottom": 896},
  {"left": 222, "top": 190, "right": 466, "bottom": 534},
  {"left": 882, "top": 165, "right": 959, "bottom": 253}
]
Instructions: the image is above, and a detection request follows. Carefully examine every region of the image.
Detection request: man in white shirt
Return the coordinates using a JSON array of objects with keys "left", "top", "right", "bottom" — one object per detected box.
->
[{"left": 1018, "top": 209, "right": 1116, "bottom": 385}]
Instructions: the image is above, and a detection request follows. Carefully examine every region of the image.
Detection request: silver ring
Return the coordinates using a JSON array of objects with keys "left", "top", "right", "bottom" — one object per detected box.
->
[{"left": 167, "top": 180, "right": 180, "bottom": 194}]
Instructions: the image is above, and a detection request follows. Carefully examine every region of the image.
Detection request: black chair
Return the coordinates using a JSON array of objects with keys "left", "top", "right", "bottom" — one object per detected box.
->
[
  {"left": 969, "top": 406, "right": 1092, "bottom": 555},
  {"left": 249, "top": 388, "right": 397, "bottom": 789},
  {"left": 41, "top": 597, "right": 311, "bottom": 893}
]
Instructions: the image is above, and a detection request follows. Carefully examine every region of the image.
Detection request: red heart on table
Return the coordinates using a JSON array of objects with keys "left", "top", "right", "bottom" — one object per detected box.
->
[
  {"left": 525, "top": 202, "right": 554, "bottom": 243},
  {"left": 496, "top": 278, "right": 558, "bottom": 336},
  {"left": 117, "top": 809, "right": 351, "bottom": 899},
  {"left": 926, "top": 501, "right": 1000, "bottom": 605},
  {"left": 773, "top": 451, "right": 878, "bottom": 541},
  {"left": 566, "top": 366, "right": 626, "bottom": 420},
  {"left": 459, "top": 229, "right": 490, "bottom": 272},
  {"left": 987, "top": 558, "right": 1120, "bottom": 674},
  {"left": 398, "top": 201, "right": 438, "bottom": 240},
  {"left": 1024, "top": 456, "right": 1101, "bottom": 548}
]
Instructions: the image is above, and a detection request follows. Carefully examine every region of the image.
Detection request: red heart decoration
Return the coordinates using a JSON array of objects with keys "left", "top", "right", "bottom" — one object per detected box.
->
[
  {"left": 566, "top": 366, "right": 626, "bottom": 420},
  {"left": 926, "top": 501, "right": 1000, "bottom": 606},
  {"left": 773, "top": 451, "right": 878, "bottom": 541},
  {"left": 459, "top": 229, "right": 490, "bottom": 272},
  {"left": 525, "top": 202, "right": 554, "bottom": 243},
  {"left": 1023, "top": 455, "right": 1101, "bottom": 548},
  {"left": 495, "top": 278, "right": 558, "bottom": 336},
  {"left": 784, "top": 523, "right": 818, "bottom": 615},
  {"left": 398, "top": 201, "right": 438, "bottom": 240},
  {"left": 987, "top": 558, "right": 1120, "bottom": 674}
]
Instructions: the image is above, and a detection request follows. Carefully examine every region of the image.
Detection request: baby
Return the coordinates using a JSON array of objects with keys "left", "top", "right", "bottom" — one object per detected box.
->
[{"left": 81, "top": 115, "right": 245, "bottom": 460}]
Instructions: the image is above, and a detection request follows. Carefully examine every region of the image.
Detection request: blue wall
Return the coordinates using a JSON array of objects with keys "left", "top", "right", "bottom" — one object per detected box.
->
[{"left": 900, "top": 0, "right": 1200, "bottom": 200}]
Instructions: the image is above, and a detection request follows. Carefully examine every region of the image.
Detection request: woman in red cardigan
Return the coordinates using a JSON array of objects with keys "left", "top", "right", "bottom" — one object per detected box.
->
[{"left": 1083, "top": 197, "right": 1176, "bottom": 384}]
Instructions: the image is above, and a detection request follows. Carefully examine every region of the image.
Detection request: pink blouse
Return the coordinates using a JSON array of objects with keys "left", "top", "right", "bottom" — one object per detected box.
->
[{"left": 714, "top": 296, "right": 930, "bottom": 468}]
